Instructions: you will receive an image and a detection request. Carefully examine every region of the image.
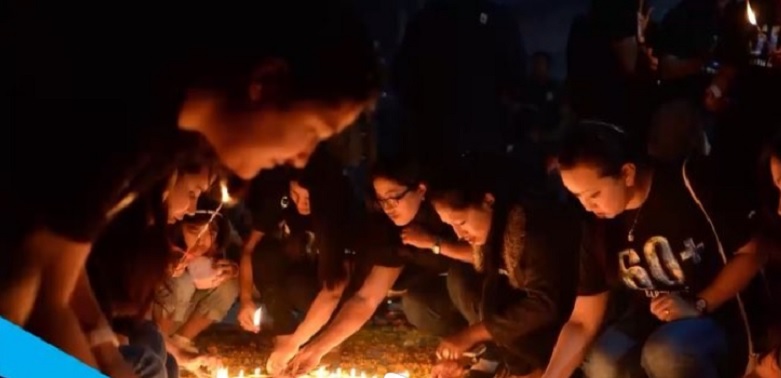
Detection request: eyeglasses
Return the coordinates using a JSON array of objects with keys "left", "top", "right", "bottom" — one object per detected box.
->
[{"left": 376, "top": 187, "right": 412, "bottom": 209}]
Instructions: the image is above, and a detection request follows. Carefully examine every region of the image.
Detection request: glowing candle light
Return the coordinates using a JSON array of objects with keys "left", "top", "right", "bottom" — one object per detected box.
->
[
  {"left": 350, "top": 368, "right": 356, "bottom": 378},
  {"left": 336, "top": 368, "right": 342, "bottom": 377},
  {"left": 747, "top": 0, "right": 757, "bottom": 25},
  {"left": 216, "top": 367, "right": 229, "bottom": 378},
  {"left": 238, "top": 369, "right": 245, "bottom": 378},
  {"left": 254, "top": 367, "right": 261, "bottom": 377},
  {"left": 360, "top": 372, "right": 367, "bottom": 378},
  {"left": 253, "top": 308, "right": 262, "bottom": 328}
]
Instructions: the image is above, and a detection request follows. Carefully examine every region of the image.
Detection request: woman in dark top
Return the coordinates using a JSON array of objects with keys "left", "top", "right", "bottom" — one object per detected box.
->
[
  {"left": 427, "top": 161, "right": 581, "bottom": 378},
  {"left": 85, "top": 155, "right": 219, "bottom": 378},
  {"left": 4, "top": 1, "right": 379, "bottom": 371},
  {"left": 544, "top": 121, "right": 762, "bottom": 378},
  {"left": 282, "top": 156, "right": 471, "bottom": 375}
]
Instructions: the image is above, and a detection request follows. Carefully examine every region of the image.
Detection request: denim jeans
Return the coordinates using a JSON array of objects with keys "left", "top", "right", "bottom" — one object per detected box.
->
[
  {"left": 119, "top": 320, "right": 179, "bottom": 378},
  {"left": 158, "top": 272, "right": 239, "bottom": 324},
  {"left": 582, "top": 317, "right": 728, "bottom": 378}
]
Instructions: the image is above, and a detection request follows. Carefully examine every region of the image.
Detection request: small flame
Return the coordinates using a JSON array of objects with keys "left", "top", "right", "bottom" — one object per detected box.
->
[
  {"left": 254, "top": 367, "right": 261, "bottom": 376},
  {"left": 220, "top": 180, "right": 233, "bottom": 204},
  {"left": 350, "top": 368, "right": 357, "bottom": 378},
  {"left": 253, "top": 308, "right": 262, "bottom": 327},
  {"left": 747, "top": 0, "right": 757, "bottom": 25},
  {"left": 216, "top": 367, "right": 229, "bottom": 378},
  {"left": 238, "top": 369, "right": 245, "bottom": 378}
]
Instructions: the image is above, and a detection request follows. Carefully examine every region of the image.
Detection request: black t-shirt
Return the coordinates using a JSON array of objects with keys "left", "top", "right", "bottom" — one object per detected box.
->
[
  {"left": 578, "top": 158, "right": 755, "bottom": 306},
  {"left": 363, "top": 203, "right": 455, "bottom": 274},
  {"left": 246, "top": 168, "right": 313, "bottom": 239}
]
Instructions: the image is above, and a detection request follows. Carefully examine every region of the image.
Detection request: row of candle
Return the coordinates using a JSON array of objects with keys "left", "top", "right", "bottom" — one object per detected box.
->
[{"left": 214, "top": 367, "right": 410, "bottom": 378}]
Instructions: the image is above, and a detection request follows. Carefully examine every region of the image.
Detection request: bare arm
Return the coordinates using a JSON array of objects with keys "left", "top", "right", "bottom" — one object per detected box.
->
[
  {"left": 698, "top": 238, "right": 762, "bottom": 313},
  {"left": 439, "top": 241, "right": 474, "bottom": 264},
  {"left": 542, "top": 292, "right": 609, "bottom": 378},
  {"left": 15, "top": 229, "right": 98, "bottom": 366},
  {"left": 239, "top": 230, "right": 264, "bottom": 304},
  {"left": 288, "top": 280, "right": 349, "bottom": 347},
  {"left": 70, "top": 269, "right": 131, "bottom": 372},
  {"left": 303, "top": 266, "right": 402, "bottom": 354}
]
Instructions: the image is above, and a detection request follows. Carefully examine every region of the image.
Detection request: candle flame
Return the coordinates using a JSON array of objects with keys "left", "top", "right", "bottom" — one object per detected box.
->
[
  {"left": 350, "top": 368, "right": 356, "bottom": 378},
  {"left": 747, "top": 0, "right": 757, "bottom": 25},
  {"left": 216, "top": 367, "right": 229, "bottom": 378},
  {"left": 220, "top": 180, "right": 234, "bottom": 204},
  {"left": 254, "top": 367, "right": 261, "bottom": 376},
  {"left": 253, "top": 308, "right": 262, "bottom": 327},
  {"left": 238, "top": 369, "right": 245, "bottom": 378}
]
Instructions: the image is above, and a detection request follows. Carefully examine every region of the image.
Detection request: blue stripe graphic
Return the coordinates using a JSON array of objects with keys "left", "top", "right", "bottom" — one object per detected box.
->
[{"left": 0, "top": 317, "right": 106, "bottom": 378}]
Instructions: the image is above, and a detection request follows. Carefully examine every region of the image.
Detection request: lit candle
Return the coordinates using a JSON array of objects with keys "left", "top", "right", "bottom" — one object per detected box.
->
[
  {"left": 216, "top": 367, "right": 229, "bottom": 378},
  {"left": 253, "top": 308, "right": 262, "bottom": 328},
  {"left": 747, "top": 0, "right": 757, "bottom": 26},
  {"left": 336, "top": 368, "right": 342, "bottom": 377},
  {"left": 350, "top": 368, "right": 356, "bottom": 378},
  {"left": 239, "top": 369, "right": 245, "bottom": 378},
  {"left": 254, "top": 367, "right": 261, "bottom": 377}
]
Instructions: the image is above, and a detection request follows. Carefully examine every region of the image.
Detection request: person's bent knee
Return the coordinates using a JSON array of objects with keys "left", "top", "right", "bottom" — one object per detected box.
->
[
  {"left": 641, "top": 324, "right": 721, "bottom": 378},
  {"left": 581, "top": 345, "right": 625, "bottom": 378},
  {"left": 401, "top": 291, "right": 435, "bottom": 332},
  {"left": 195, "top": 279, "right": 239, "bottom": 322}
]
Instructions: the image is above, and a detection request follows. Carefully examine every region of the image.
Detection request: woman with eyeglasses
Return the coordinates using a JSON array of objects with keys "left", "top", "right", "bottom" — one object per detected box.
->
[
  {"left": 282, "top": 155, "right": 472, "bottom": 375},
  {"left": 542, "top": 121, "right": 763, "bottom": 378}
]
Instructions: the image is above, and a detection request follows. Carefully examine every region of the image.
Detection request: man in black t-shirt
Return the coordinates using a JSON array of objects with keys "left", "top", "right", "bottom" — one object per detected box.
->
[
  {"left": 4, "top": 1, "right": 379, "bottom": 374},
  {"left": 240, "top": 168, "right": 320, "bottom": 336}
]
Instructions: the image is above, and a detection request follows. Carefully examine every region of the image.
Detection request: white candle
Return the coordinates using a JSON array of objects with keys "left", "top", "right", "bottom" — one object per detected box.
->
[
  {"left": 350, "top": 368, "right": 356, "bottom": 378},
  {"left": 254, "top": 367, "right": 261, "bottom": 377},
  {"left": 252, "top": 308, "right": 262, "bottom": 328},
  {"left": 216, "top": 367, "right": 229, "bottom": 378},
  {"left": 238, "top": 369, "right": 245, "bottom": 378}
]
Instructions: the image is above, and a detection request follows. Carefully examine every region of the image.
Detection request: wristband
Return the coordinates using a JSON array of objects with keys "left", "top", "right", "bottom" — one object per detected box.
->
[{"left": 88, "top": 326, "right": 119, "bottom": 348}]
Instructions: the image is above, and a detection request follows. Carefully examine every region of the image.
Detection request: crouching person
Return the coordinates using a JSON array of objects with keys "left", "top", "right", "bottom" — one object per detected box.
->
[
  {"left": 428, "top": 163, "right": 581, "bottom": 378},
  {"left": 155, "top": 210, "right": 239, "bottom": 356}
]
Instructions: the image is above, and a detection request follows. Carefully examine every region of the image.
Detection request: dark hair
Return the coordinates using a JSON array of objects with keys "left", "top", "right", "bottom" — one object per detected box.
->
[
  {"left": 171, "top": 206, "right": 232, "bottom": 258},
  {"left": 181, "top": 1, "right": 380, "bottom": 109},
  {"left": 369, "top": 155, "right": 424, "bottom": 190},
  {"left": 425, "top": 156, "right": 506, "bottom": 211},
  {"left": 557, "top": 120, "right": 646, "bottom": 177}
]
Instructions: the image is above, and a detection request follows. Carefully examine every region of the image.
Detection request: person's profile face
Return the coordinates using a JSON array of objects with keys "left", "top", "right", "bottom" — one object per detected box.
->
[
  {"left": 373, "top": 176, "right": 425, "bottom": 227},
  {"left": 182, "top": 222, "right": 215, "bottom": 255},
  {"left": 289, "top": 180, "right": 311, "bottom": 215},
  {"left": 560, "top": 162, "right": 634, "bottom": 219},
  {"left": 433, "top": 195, "right": 493, "bottom": 246},
  {"left": 166, "top": 168, "right": 211, "bottom": 223},
  {"left": 770, "top": 154, "right": 781, "bottom": 217},
  {"left": 212, "top": 100, "right": 365, "bottom": 180}
]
